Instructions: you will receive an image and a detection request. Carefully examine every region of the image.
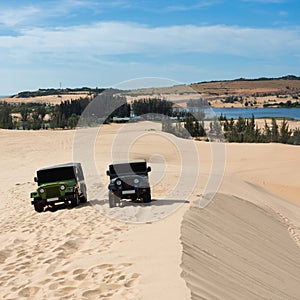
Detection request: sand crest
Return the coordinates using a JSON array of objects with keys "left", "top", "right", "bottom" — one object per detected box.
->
[{"left": 181, "top": 193, "right": 300, "bottom": 300}]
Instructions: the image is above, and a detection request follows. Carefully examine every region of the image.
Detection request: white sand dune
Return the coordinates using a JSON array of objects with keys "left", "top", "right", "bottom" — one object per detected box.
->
[
  {"left": 181, "top": 193, "right": 300, "bottom": 300},
  {"left": 0, "top": 122, "right": 299, "bottom": 299}
]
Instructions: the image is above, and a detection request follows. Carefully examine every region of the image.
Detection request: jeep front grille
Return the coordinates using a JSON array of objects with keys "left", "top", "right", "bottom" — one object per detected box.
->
[
  {"left": 121, "top": 178, "right": 134, "bottom": 190},
  {"left": 46, "top": 187, "right": 60, "bottom": 198}
]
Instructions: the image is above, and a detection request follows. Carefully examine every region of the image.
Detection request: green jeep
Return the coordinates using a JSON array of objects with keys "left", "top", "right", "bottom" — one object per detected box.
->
[{"left": 30, "top": 163, "right": 87, "bottom": 212}]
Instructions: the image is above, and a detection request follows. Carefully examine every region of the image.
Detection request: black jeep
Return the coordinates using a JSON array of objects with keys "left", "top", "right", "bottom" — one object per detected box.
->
[
  {"left": 30, "top": 163, "right": 87, "bottom": 212},
  {"left": 106, "top": 160, "right": 151, "bottom": 207}
]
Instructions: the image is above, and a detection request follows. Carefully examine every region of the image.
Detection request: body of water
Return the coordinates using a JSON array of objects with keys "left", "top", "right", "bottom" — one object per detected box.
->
[
  {"left": 174, "top": 107, "right": 300, "bottom": 120},
  {"left": 212, "top": 107, "right": 300, "bottom": 120}
]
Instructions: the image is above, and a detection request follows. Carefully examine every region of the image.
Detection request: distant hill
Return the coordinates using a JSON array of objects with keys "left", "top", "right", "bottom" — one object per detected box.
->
[
  {"left": 190, "top": 75, "right": 300, "bottom": 96},
  {"left": 12, "top": 87, "right": 106, "bottom": 98},
  {"left": 2, "top": 75, "right": 300, "bottom": 108},
  {"left": 196, "top": 75, "right": 300, "bottom": 84}
]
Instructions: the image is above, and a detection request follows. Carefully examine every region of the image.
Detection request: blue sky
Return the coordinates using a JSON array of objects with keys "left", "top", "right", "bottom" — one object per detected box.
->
[{"left": 0, "top": 0, "right": 300, "bottom": 94}]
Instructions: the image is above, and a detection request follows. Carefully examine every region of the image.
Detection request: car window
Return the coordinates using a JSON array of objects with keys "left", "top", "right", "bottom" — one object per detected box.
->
[
  {"left": 37, "top": 167, "right": 76, "bottom": 184},
  {"left": 109, "top": 162, "right": 147, "bottom": 175}
]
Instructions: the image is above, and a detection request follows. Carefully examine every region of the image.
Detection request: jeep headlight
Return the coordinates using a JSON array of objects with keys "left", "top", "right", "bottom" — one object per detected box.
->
[
  {"left": 60, "top": 185, "right": 66, "bottom": 191},
  {"left": 39, "top": 188, "right": 45, "bottom": 194},
  {"left": 116, "top": 180, "right": 122, "bottom": 186},
  {"left": 134, "top": 178, "right": 140, "bottom": 184}
]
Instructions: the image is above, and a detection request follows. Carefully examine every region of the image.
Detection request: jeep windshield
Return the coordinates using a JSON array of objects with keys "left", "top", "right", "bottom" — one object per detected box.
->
[
  {"left": 37, "top": 167, "right": 76, "bottom": 185},
  {"left": 109, "top": 162, "right": 147, "bottom": 176}
]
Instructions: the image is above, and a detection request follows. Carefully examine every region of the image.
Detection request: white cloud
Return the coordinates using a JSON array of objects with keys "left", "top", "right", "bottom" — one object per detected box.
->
[
  {"left": 0, "top": 0, "right": 131, "bottom": 30},
  {"left": 0, "top": 20, "right": 299, "bottom": 89},
  {"left": 0, "top": 6, "right": 40, "bottom": 27},
  {"left": 1, "top": 22, "right": 299, "bottom": 59}
]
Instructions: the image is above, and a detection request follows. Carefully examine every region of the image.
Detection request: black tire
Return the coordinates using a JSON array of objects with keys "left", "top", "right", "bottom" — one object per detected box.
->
[
  {"left": 34, "top": 200, "right": 44, "bottom": 213},
  {"left": 142, "top": 188, "right": 151, "bottom": 203},
  {"left": 109, "top": 191, "right": 116, "bottom": 208},
  {"left": 80, "top": 185, "right": 87, "bottom": 203},
  {"left": 80, "top": 194, "right": 87, "bottom": 203},
  {"left": 109, "top": 191, "right": 120, "bottom": 208},
  {"left": 71, "top": 192, "right": 80, "bottom": 207},
  {"left": 131, "top": 195, "right": 138, "bottom": 202}
]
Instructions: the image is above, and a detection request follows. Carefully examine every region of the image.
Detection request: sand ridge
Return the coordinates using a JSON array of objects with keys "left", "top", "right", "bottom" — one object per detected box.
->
[{"left": 181, "top": 193, "right": 300, "bottom": 300}]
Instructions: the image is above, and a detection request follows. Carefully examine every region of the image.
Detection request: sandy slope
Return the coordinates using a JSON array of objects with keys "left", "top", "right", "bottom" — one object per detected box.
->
[
  {"left": 2, "top": 93, "right": 91, "bottom": 105},
  {"left": 181, "top": 193, "right": 300, "bottom": 300},
  {"left": 0, "top": 123, "right": 299, "bottom": 299}
]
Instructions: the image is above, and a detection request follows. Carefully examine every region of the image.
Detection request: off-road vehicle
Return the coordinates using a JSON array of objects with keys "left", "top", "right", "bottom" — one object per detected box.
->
[
  {"left": 30, "top": 163, "right": 87, "bottom": 212},
  {"left": 106, "top": 160, "right": 151, "bottom": 207}
]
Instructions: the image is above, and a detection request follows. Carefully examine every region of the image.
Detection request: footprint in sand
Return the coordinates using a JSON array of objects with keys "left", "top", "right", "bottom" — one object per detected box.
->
[
  {"left": 82, "top": 288, "right": 103, "bottom": 299},
  {"left": 74, "top": 273, "right": 88, "bottom": 281},
  {"left": 49, "top": 278, "right": 75, "bottom": 291},
  {"left": 124, "top": 276, "right": 139, "bottom": 288},
  {"left": 49, "top": 282, "right": 60, "bottom": 290},
  {"left": 73, "top": 268, "right": 85, "bottom": 275},
  {"left": 51, "top": 270, "right": 69, "bottom": 277},
  {"left": 95, "top": 264, "right": 114, "bottom": 270},
  {"left": 43, "top": 257, "right": 57, "bottom": 264},
  {"left": 82, "top": 283, "right": 121, "bottom": 299},
  {"left": 59, "top": 286, "right": 77, "bottom": 294},
  {"left": 46, "top": 264, "right": 56, "bottom": 274},
  {"left": 18, "top": 286, "right": 40, "bottom": 298},
  {"left": 0, "top": 249, "right": 11, "bottom": 263}
]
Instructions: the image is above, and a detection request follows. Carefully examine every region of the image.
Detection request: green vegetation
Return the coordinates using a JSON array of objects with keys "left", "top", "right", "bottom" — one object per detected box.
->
[
  {"left": 132, "top": 98, "right": 173, "bottom": 116},
  {"left": 0, "top": 97, "right": 90, "bottom": 130},
  {"left": 220, "top": 115, "right": 299, "bottom": 145},
  {"left": 162, "top": 113, "right": 207, "bottom": 139},
  {"left": 14, "top": 87, "right": 105, "bottom": 98},
  {"left": 1, "top": 92, "right": 300, "bottom": 146},
  {"left": 0, "top": 91, "right": 131, "bottom": 129},
  {"left": 163, "top": 112, "right": 300, "bottom": 145},
  {"left": 263, "top": 100, "right": 300, "bottom": 108},
  {"left": 0, "top": 102, "right": 13, "bottom": 129}
]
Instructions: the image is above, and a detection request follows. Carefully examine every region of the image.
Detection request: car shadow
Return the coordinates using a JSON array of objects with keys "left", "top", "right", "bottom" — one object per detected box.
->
[
  {"left": 44, "top": 202, "right": 91, "bottom": 212},
  {"left": 89, "top": 198, "right": 189, "bottom": 208}
]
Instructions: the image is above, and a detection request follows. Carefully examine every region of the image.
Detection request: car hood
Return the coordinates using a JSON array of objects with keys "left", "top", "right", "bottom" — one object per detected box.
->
[
  {"left": 110, "top": 173, "right": 148, "bottom": 179},
  {"left": 38, "top": 179, "right": 76, "bottom": 188}
]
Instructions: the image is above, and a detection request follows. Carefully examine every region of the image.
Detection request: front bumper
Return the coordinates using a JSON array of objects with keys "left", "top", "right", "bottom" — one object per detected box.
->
[{"left": 31, "top": 193, "right": 75, "bottom": 205}]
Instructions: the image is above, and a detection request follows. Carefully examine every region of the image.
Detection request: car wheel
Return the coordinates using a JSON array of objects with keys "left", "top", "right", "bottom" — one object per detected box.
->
[
  {"left": 109, "top": 191, "right": 120, "bottom": 208},
  {"left": 71, "top": 191, "right": 80, "bottom": 207},
  {"left": 80, "top": 194, "right": 87, "bottom": 203},
  {"left": 143, "top": 188, "right": 151, "bottom": 203},
  {"left": 80, "top": 185, "right": 87, "bottom": 203},
  {"left": 34, "top": 200, "right": 45, "bottom": 213}
]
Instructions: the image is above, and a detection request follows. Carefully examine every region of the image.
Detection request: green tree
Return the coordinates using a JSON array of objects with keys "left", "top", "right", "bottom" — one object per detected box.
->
[
  {"left": 263, "top": 121, "right": 272, "bottom": 142},
  {"left": 162, "top": 116, "right": 173, "bottom": 133},
  {"left": 279, "top": 118, "right": 291, "bottom": 144},
  {"left": 0, "top": 102, "right": 13, "bottom": 129},
  {"left": 67, "top": 113, "right": 79, "bottom": 129},
  {"left": 244, "top": 114, "right": 256, "bottom": 142},
  {"left": 271, "top": 118, "right": 279, "bottom": 142},
  {"left": 292, "top": 128, "right": 300, "bottom": 145},
  {"left": 184, "top": 116, "right": 195, "bottom": 137}
]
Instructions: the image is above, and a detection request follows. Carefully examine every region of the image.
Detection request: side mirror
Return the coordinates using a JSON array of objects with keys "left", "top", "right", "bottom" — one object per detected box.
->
[
  {"left": 34, "top": 177, "right": 38, "bottom": 182},
  {"left": 147, "top": 166, "right": 151, "bottom": 173},
  {"left": 106, "top": 170, "right": 110, "bottom": 176}
]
